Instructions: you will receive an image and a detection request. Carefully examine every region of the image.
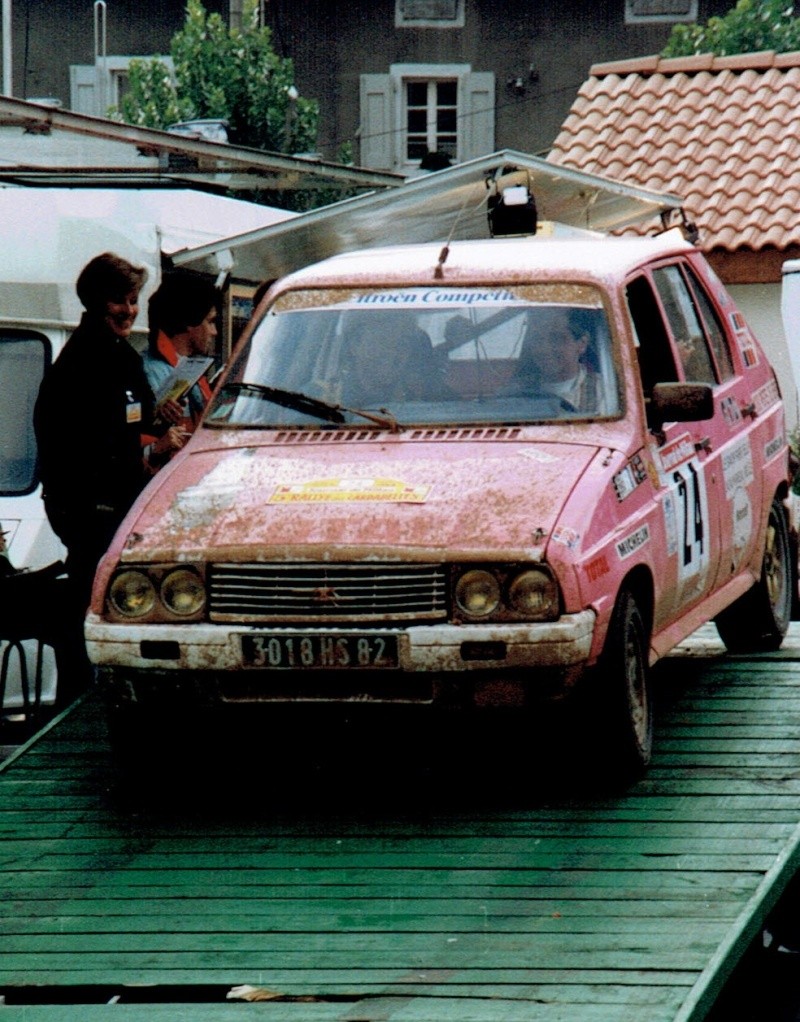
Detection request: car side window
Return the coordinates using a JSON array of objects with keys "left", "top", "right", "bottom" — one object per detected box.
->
[
  {"left": 683, "top": 265, "right": 735, "bottom": 382},
  {"left": 625, "top": 275, "right": 679, "bottom": 398},
  {"left": 652, "top": 265, "right": 717, "bottom": 385}
]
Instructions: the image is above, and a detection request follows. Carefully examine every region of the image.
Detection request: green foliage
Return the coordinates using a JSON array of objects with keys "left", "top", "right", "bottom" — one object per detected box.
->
[
  {"left": 119, "top": 58, "right": 188, "bottom": 128},
  {"left": 118, "top": 0, "right": 319, "bottom": 154},
  {"left": 663, "top": 0, "right": 800, "bottom": 57}
]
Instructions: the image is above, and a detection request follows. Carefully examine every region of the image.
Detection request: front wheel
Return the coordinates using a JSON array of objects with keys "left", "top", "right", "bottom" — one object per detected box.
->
[
  {"left": 715, "top": 498, "right": 792, "bottom": 653},
  {"left": 571, "top": 588, "right": 653, "bottom": 786}
]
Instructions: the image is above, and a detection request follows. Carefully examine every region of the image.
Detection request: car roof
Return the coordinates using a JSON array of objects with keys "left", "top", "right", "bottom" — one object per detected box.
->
[{"left": 271, "top": 229, "right": 695, "bottom": 294}]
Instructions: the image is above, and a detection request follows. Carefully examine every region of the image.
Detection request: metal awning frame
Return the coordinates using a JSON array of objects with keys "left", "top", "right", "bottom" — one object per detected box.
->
[
  {"left": 0, "top": 95, "right": 403, "bottom": 193},
  {"left": 170, "top": 149, "right": 685, "bottom": 284}
]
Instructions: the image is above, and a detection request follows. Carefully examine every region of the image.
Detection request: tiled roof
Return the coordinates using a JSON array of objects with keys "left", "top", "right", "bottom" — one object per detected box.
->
[{"left": 548, "top": 51, "right": 800, "bottom": 252}]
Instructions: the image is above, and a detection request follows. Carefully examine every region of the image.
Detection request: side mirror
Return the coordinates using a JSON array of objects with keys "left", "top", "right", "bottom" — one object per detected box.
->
[{"left": 649, "top": 382, "right": 714, "bottom": 428}]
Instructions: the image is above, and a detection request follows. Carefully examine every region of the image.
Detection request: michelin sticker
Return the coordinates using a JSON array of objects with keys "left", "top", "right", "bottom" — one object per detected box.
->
[{"left": 616, "top": 524, "right": 650, "bottom": 560}]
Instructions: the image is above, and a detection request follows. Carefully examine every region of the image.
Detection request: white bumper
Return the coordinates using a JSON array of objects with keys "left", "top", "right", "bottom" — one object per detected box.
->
[{"left": 85, "top": 610, "right": 596, "bottom": 673}]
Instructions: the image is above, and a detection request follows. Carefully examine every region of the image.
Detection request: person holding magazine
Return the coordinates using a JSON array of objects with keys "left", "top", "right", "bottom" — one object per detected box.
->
[{"left": 142, "top": 270, "right": 221, "bottom": 469}]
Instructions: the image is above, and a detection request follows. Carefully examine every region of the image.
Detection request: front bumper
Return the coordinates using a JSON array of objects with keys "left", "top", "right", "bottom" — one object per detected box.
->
[{"left": 85, "top": 611, "right": 596, "bottom": 675}]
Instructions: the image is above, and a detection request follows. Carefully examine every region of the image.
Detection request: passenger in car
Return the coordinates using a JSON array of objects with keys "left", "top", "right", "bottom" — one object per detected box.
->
[{"left": 345, "top": 313, "right": 442, "bottom": 405}]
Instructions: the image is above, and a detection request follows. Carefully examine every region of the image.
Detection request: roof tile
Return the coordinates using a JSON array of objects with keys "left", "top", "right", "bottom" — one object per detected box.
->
[{"left": 548, "top": 52, "right": 800, "bottom": 251}]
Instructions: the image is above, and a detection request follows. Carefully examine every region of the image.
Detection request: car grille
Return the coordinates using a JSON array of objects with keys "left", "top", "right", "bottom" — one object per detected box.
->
[{"left": 208, "top": 563, "right": 448, "bottom": 622}]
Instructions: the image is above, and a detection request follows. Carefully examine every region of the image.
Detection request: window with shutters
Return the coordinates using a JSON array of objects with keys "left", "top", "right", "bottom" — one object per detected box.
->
[
  {"left": 359, "top": 64, "right": 494, "bottom": 175},
  {"left": 625, "top": 0, "right": 697, "bottom": 23}
]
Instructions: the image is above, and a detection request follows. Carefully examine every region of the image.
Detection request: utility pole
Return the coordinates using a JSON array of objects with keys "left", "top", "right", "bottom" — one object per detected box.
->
[{"left": 2, "top": 0, "right": 11, "bottom": 96}]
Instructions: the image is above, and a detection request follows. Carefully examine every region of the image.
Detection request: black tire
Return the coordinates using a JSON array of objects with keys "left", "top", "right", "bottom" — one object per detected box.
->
[
  {"left": 715, "top": 498, "right": 792, "bottom": 653},
  {"left": 570, "top": 588, "right": 653, "bottom": 786}
]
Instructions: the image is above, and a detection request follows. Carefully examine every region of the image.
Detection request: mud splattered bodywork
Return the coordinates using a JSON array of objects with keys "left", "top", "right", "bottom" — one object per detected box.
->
[{"left": 86, "top": 232, "right": 792, "bottom": 773}]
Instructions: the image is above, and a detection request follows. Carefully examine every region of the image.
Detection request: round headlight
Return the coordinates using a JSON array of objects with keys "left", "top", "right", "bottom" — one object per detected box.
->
[
  {"left": 109, "top": 570, "right": 157, "bottom": 618},
  {"left": 508, "top": 569, "right": 559, "bottom": 619},
  {"left": 161, "top": 568, "right": 206, "bottom": 617},
  {"left": 455, "top": 569, "right": 501, "bottom": 617}
]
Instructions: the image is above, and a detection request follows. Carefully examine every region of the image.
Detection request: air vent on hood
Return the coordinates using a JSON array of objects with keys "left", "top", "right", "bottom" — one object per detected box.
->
[{"left": 272, "top": 426, "right": 522, "bottom": 444}]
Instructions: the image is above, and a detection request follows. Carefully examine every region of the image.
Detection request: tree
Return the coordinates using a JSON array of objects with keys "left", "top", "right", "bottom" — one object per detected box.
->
[
  {"left": 662, "top": 0, "right": 800, "bottom": 57},
  {"left": 118, "top": 0, "right": 318, "bottom": 156}
]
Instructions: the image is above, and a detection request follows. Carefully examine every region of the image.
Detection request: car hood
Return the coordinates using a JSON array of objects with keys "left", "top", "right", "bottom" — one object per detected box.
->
[{"left": 118, "top": 434, "right": 608, "bottom": 563}]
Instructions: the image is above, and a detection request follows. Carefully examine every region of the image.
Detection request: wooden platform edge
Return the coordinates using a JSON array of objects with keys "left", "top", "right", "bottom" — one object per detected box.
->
[
  {"left": 0, "top": 696, "right": 86, "bottom": 776},
  {"left": 676, "top": 815, "right": 800, "bottom": 1022}
]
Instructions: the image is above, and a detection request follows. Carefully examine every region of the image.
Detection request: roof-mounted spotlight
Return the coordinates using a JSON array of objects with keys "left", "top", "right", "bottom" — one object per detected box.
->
[{"left": 486, "top": 166, "right": 538, "bottom": 237}]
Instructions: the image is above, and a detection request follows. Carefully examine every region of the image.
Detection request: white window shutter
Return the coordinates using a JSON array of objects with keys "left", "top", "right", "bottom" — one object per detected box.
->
[
  {"left": 461, "top": 72, "right": 495, "bottom": 161},
  {"left": 359, "top": 74, "right": 394, "bottom": 170}
]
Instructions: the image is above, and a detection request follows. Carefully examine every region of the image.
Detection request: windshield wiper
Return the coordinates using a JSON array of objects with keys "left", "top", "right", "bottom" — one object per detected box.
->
[{"left": 224, "top": 383, "right": 400, "bottom": 432}]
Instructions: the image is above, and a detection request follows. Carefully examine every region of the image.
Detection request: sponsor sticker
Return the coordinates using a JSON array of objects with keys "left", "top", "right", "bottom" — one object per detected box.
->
[
  {"left": 270, "top": 477, "right": 431, "bottom": 504},
  {"left": 752, "top": 379, "right": 780, "bottom": 416},
  {"left": 614, "top": 454, "right": 648, "bottom": 501},
  {"left": 613, "top": 465, "right": 637, "bottom": 502},
  {"left": 730, "top": 311, "right": 759, "bottom": 367},
  {"left": 616, "top": 524, "right": 650, "bottom": 560},
  {"left": 662, "top": 492, "right": 678, "bottom": 558},
  {"left": 731, "top": 486, "right": 752, "bottom": 565},
  {"left": 656, "top": 433, "right": 695, "bottom": 475},
  {"left": 720, "top": 395, "right": 742, "bottom": 428},
  {"left": 551, "top": 525, "right": 580, "bottom": 549},
  {"left": 353, "top": 288, "right": 518, "bottom": 308},
  {"left": 722, "top": 438, "right": 754, "bottom": 500},
  {"left": 765, "top": 435, "right": 785, "bottom": 461},
  {"left": 585, "top": 555, "right": 610, "bottom": 582}
]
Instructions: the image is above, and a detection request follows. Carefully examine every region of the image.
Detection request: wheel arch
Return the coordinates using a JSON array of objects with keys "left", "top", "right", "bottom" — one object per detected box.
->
[{"left": 618, "top": 563, "right": 655, "bottom": 640}]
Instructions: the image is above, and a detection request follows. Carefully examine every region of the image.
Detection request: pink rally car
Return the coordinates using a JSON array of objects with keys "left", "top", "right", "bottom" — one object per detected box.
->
[{"left": 86, "top": 229, "right": 795, "bottom": 779}]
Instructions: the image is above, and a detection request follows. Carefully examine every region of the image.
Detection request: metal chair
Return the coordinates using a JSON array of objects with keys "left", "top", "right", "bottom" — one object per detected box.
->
[{"left": 0, "top": 561, "right": 66, "bottom": 721}]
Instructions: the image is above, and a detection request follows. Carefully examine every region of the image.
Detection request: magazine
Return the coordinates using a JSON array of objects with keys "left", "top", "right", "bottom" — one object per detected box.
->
[{"left": 152, "top": 356, "right": 214, "bottom": 405}]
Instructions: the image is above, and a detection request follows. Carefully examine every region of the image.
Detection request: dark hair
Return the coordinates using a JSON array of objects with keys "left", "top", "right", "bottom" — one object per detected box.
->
[
  {"left": 148, "top": 271, "right": 220, "bottom": 351},
  {"left": 567, "top": 307, "right": 597, "bottom": 340},
  {"left": 75, "top": 252, "right": 148, "bottom": 312}
]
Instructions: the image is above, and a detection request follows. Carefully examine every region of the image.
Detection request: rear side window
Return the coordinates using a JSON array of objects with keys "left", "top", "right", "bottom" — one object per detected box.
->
[
  {"left": 0, "top": 331, "right": 49, "bottom": 495},
  {"left": 683, "top": 265, "right": 735, "bottom": 382},
  {"left": 652, "top": 265, "right": 717, "bottom": 385}
]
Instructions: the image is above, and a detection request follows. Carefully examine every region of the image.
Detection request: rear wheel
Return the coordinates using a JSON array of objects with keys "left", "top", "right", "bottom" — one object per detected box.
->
[{"left": 715, "top": 499, "right": 792, "bottom": 653}]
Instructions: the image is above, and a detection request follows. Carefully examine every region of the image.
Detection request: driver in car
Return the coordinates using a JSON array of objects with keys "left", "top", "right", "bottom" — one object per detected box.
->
[{"left": 509, "top": 306, "right": 607, "bottom": 414}]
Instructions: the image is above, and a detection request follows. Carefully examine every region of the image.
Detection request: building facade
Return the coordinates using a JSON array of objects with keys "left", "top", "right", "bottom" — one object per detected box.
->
[{"left": 5, "top": 1, "right": 731, "bottom": 168}]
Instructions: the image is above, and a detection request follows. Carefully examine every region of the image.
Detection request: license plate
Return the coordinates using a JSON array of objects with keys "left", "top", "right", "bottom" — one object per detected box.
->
[{"left": 241, "top": 633, "right": 399, "bottom": 670}]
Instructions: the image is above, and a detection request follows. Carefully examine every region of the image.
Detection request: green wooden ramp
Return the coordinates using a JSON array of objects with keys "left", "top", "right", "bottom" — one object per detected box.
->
[{"left": 2, "top": 625, "right": 800, "bottom": 1021}]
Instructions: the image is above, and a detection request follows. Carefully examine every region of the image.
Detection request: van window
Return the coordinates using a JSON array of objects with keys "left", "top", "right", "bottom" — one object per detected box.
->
[
  {"left": 0, "top": 332, "right": 49, "bottom": 495},
  {"left": 207, "top": 285, "right": 621, "bottom": 428}
]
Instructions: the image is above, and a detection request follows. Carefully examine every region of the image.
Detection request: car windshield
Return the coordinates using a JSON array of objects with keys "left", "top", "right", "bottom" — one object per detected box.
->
[{"left": 206, "top": 284, "right": 621, "bottom": 429}]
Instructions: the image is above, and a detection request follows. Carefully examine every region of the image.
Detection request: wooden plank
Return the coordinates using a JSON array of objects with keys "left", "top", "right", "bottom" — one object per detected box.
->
[{"left": 4, "top": 635, "right": 800, "bottom": 1019}]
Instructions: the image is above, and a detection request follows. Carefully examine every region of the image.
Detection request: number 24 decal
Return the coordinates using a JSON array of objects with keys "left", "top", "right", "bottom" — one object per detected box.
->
[{"left": 672, "top": 459, "right": 710, "bottom": 580}]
